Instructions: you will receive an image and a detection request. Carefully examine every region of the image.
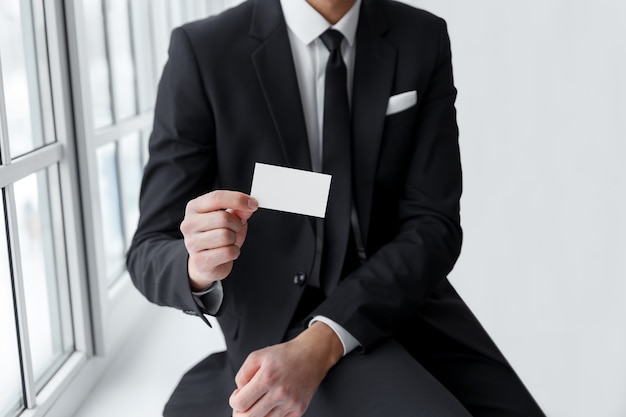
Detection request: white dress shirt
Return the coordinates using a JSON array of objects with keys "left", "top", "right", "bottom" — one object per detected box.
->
[
  {"left": 193, "top": 0, "right": 363, "bottom": 356},
  {"left": 280, "top": 0, "right": 362, "bottom": 355},
  {"left": 280, "top": 0, "right": 360, "bottom": 172}
]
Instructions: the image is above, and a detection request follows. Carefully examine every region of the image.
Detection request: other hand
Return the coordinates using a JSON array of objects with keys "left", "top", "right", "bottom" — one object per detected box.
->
[
  {"left": 180, "top": 190, "right": 258, "bottom": 290},
  {"left": 229, "top": 322, "right": 344, "bottom": 417}
]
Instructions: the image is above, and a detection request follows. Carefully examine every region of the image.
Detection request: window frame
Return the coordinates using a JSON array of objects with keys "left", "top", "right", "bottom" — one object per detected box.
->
[
  {"left": 0, "top": 1, "right": 233, "bottom": 416},
  {"left": 0, "top": 0, "right": 92, "bottom": 415}
]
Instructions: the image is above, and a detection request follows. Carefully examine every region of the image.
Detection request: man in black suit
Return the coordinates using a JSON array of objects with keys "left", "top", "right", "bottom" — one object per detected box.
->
[{"left": 127, "top": 0, "right": 545, "bottom": 415}]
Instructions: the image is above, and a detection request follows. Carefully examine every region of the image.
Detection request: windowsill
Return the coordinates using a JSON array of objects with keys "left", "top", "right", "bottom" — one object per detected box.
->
[{"left": 72, "top": 301, "right": 226, "bottom": 416}]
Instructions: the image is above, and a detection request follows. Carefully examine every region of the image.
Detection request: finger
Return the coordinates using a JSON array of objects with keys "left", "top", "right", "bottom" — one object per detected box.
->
[
  {"left": 181, "top": 213, "right": 240, "bottom": 244},
  {"left": 186, "top": 228, "right": 237, "bottom": 253},
  {"left": 230, "top": 381, "right": 268, "bottom": 414},
  {"left": 232, "top": 352, "right": 266, "bottom": 412},
  {"left": 235, "top": 352, "right": 261, "bottom": 388},
  {"left": 182, "top": 209, "right": 244, "bottom": 237},
  {"left": 222, "top": 209, "right": 251, "bottom": 249},
  {"left": 234, "top": 220, "right": 249, "bottom": 249},
  {"left": 190, "top": 246, "right": 240, "bottom": 272},
  {"left": 188, "top": 190, "right": 258, "bottom": 214}
]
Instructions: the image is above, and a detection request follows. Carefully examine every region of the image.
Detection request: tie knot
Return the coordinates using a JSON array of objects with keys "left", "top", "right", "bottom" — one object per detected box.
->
[{"left": 320, "top": 29, "right": 344, "bottom": 53}]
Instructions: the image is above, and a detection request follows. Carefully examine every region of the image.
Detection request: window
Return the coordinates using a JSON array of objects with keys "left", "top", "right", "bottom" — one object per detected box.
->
[
  {"left": 0, "top": 1, "right": 231, "bottom": 416},
  {"left": 77, "top": 0, "right": 228, "bottom": 288},
  {"left": 0, "top": 0, "right": 80, "bottom": 414}
]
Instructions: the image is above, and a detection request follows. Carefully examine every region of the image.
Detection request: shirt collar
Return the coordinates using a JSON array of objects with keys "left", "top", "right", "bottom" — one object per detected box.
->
[{"left": 280, "top": 0, "right": 362, "bottom": 46}]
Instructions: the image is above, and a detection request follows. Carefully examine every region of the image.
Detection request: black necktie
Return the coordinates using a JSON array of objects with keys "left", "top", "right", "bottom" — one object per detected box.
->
[{"left": 316, "top": 29, "right": 352, "bottom": 293}]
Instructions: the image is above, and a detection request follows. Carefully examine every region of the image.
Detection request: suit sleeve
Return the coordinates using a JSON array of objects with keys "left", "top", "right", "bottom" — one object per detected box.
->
[
  {"left": 311, "top": 20, "right": 463, "bottom": 351},
  {"left": 126, "top": 27, "right": 218, "bottom": 323}
]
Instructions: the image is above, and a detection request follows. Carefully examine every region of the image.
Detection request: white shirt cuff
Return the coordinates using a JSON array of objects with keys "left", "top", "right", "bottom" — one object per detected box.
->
[
  {"left": 309, "top": 315, "right": 361, "bottom": 356},
  {"left": 191, "top": 281, "right": 224, "bottom": 315}
]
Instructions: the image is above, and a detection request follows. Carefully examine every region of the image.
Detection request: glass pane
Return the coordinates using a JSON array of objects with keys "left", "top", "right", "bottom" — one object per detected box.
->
[
  {"left": 118, "top": 133, "right": 142, "bottom": 245},
  {"left": 129, "top": 0, "right": 156, "bottom": 112},
  {"left": 0, "top": 195, "right": 23, "bottom": 417},
  {"left": 96, "top": 142, "right": 125, "bottom": 283},
  {"left": 106, "top": 0, "right": 138, "bottom": 121},
  {"left": 190, "top": 1, "right": 205, "bottom": 19},
  {"left": 0, "top": 0, "right": 47, "bottom": 157},
  {"left": 169, "top": 1, "right": 185, "bottom": 28},
  {"left": 183, "top": 0, "right": 200, "bottom": 22},
  {"left": 206, "top": 1, "right": 217, "bottom": 17},
  {"left": 14, "top": 170, "right": 73, "bottom": 388},
  {"left": 149, "top": 0, "right": 170, "bottom": 73},
  {"left": 83, "top": 0, "right": 113, "bottom": 128}
]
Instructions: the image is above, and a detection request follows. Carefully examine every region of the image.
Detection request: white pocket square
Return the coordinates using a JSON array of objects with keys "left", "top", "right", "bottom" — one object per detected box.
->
[{"left": 386, "top": 90, "right": 417, "bottom": 115}]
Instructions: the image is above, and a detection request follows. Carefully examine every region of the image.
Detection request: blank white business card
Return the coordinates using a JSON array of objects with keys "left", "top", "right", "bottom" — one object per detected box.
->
[{"left": 250, "top": 163, "right": 331, "bottom": 218}]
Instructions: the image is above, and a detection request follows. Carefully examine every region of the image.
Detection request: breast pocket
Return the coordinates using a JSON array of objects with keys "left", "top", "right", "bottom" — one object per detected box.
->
[{"left": 386, "top": 90, "right": 418, "bottom": 116}]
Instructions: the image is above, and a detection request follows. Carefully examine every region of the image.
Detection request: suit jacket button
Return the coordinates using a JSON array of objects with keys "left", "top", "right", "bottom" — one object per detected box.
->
[{"left": 293, "top": 272, "right": 306, "bottom": 286}]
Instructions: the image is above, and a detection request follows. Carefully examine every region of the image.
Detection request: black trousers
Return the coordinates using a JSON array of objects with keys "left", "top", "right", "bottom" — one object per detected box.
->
[{"left": 163, "top": 280, "right": 545, "bottom": 417}]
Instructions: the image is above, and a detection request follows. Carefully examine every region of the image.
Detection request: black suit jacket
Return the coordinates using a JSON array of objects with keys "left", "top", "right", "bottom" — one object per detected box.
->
[{"left": 127, "top": 0, "right": 462, "bottom": 371}]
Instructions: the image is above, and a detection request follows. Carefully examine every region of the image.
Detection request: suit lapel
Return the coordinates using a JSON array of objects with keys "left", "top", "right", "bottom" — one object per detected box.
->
[
  {"left": 250, "top": 0, "right": 312, "bottom": 171},
  {"left": 248, "top": 0, "right": 396, "bottom": 251},
  {"left": 352, "top": 0, "right": 396, "bottom": 245}
]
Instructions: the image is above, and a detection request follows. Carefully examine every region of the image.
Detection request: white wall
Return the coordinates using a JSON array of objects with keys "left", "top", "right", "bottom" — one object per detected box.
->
[{"left": 406, "top": 1, "right": 626, "bottom": 416}]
